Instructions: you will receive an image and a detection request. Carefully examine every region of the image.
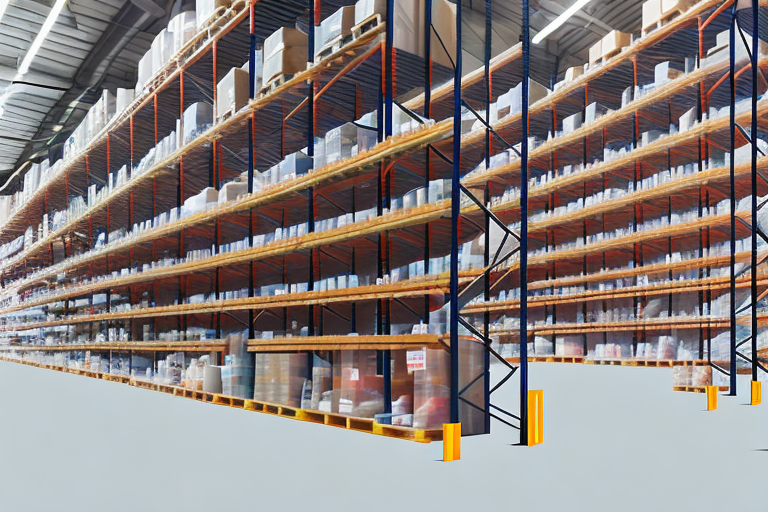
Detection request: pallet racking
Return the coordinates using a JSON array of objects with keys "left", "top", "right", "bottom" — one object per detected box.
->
[{"left": 0, "top": 0, "right": 766, "bottom": 443}]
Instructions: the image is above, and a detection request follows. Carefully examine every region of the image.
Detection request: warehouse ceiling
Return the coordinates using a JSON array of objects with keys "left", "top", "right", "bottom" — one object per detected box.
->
[{"left": 0, "top": 0, "right": 642, "bottom": 190}]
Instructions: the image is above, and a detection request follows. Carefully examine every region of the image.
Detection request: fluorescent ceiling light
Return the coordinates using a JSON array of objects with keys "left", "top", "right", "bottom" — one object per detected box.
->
[
  {"left": 532, "top": 0, "right": 593, "bottom": 45},
  {"left": 17, "top": 0, "right": 68, "bottom": 76},
  {"left": 0, "top": 0, "right": 11, "bottom": 25}
]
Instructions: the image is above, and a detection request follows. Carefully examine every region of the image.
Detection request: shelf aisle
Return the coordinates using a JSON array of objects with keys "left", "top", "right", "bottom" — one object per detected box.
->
[{"left": 0, "top": 0, "right": 767, "bottom": 441}]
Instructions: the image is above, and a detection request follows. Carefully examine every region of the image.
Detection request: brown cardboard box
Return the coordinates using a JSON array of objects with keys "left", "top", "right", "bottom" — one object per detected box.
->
[
  {"left": 263, "top": 27, "right": 308, "bottom": 84},
  {"left": 216, "top": 67, "right": 249, "bottom": 121},
  {"left": 601, "top": 30, "right": 631, "bottom": 58},
  {"left": 588, "top": 39, "right": 602, "bottom": 65},
  {"left": 564, "top": 65, "right": 584, "bottom": 82}
]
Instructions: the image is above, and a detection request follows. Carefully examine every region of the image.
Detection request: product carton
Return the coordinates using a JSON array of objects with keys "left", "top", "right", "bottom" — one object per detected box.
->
[
  {"left": 601, "top": 30, "right": 631, "bottom": 58},
  {"left": 354, "top": 0, "right": 456, "bottom": 69},
  {"left": 182, "top": 102, "right": 214, "bottom": 144},
  {"left": 196, "top": 0, "right": 231, "bottom": 28},
  {"left": 564, "top": 65, "right": 584, "bottom": 82},
  {"left": 169, "top": 11, "right": 197, "bottom": 54},
  {"left": 589, "top": 39, "right": 602, "bottom": 65},
  {"left": 218, "top": 180, "right": 248, "bottom": 203},
  {"left": 315, "top": 6, "right": 356, "bottom": 58},
  {"left": 262, "top": 27, "right": 308, "bottom": 84},
  {"left": 642, "top": 0, "right": 662, "bottom": 32},
  {"left": 217, "top": 67, "right": 250, "bottom": 121}
]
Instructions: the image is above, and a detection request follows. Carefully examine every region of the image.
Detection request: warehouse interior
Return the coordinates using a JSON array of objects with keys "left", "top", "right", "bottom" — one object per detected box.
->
[{"left": 0, "top": 0, "right": 766, "bottom": 485}]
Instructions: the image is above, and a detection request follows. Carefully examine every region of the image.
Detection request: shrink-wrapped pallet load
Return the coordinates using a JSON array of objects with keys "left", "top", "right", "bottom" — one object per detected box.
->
[{"left": 262, "top": 27, "right": 308, "bottom": 85}]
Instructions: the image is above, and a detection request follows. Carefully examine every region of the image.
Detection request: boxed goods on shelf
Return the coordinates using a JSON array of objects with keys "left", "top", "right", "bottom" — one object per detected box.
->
[
  {"left": 314, "top": 6, "right": 355, "bottom": 58},
  {"left": 218, "top": 179, "right": 248, "bottom": 203},
  {"left": 601, "top": 30, "right": 632, "bottom": 58},
  {"left": 136, "top": 49, "right": 153, "bottom": 91},
  {"left": 196, "top": 0, "right": 231, "bottom": 29},
  {"left": 336, "top": 350, "right": 384, "bottom": 417},
  {"left": 115, "top": 88, "right": 134, "bottom": 116},
  {"left": 353, "top": 0, "right": 455, "bottom": 69},
  {"left": 706, "top": 29, "right": 768, "bottom": 67},
  {"left": 169, "top": 11, "right": 197, "bottom": 53},
  {"left": 262, "top": 27, "right": 308, "bottom": 85},
  {"left": 589, "top": 30, "right": 631, "bottom": 65},
  {"left": 151, "top": 29, "right": 173, "bottom": 76},
  {"left": 216, "top": 67, "right": 249, "bottom": 121},
  {"left": 253, "top": 352, "right": 308, "bottom": 406},
  {"left": 182, "top": 102, "right": 214, "bottom": 143}
]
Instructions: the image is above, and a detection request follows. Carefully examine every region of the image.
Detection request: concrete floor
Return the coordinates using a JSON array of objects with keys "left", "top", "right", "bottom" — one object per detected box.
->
[{"left": 0, "top": 359, "right": 764, "bottom": 512}]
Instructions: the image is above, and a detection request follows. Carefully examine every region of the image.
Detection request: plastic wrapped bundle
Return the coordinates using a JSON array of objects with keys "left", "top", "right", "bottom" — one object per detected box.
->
[
  {"left": 314, "top": 6, "right": 355, "bottom": 58},
  {"left": 182, "top": 102, "right": 214, "bottom": 144},
  {"left": 196, "top": 0, "right": 231, "bottom": 28},
  {"left": 336, "top": 350, "right": 384, "bottom": 418},
  {"left": 253, "top": 353, "right": 308, "bottom": 407},
  {"left": 691, "top": 365, "right": 712, "bottom": 387},
  {"left": 324, "top": 123, "right": 358, "bottom": 164},
  {"left": 169, "top": 11, "right": 197, "bottom": 54},
  {"left": 262, "top": 27, "right": 308, "bottom": 84},
  {"left": 672, "top": 366, "right": 692, "bottom": 387}
]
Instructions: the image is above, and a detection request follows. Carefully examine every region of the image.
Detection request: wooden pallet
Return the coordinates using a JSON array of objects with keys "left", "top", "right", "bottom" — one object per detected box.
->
[
  {"left": 260, "top": 73, "right": 294, "bottom": 96},
  {"left": 585, "top": 359, "right": 625, "bottom": 366},
  {"left": 673, "top": 385, "right": 729, "bottom": 394},
  {"left": 314, "top": 33, "right": 354, "bottom": 63},
  {"left": 597, "top": 47, "right": 625, "bottom": 66},
  {"left": 506, "top": 356, "right": 583, "bottom": 364},
  {"left": 642, "top": 8, "right": 688, "bottom": 37},
  {"left": 352, "top": 14, "right": 382, "bottom": 41}
]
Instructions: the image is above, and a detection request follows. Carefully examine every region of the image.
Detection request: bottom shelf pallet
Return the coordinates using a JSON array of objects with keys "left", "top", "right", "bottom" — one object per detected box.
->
[
  {"left": 672, "top": 385, "right": 730, "bottom": 394},
  {"left": 585, "top": 359, "right": 708, "bottom": 367},
  {"left": 0, "top": 357, "right": 442, "bottom": 443},
  {"left": 505, "top": 356, "right": 584, "bottom": 364}
]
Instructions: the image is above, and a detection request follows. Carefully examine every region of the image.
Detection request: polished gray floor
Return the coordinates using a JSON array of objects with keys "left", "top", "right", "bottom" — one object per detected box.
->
[{"left": 0, "top": 359, "right": 764, "bottom": 511}]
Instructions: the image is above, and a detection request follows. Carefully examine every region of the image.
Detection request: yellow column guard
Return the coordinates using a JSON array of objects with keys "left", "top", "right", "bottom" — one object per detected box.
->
[{"left": 443, "top": 423, "right": 461, "bottom": 462}]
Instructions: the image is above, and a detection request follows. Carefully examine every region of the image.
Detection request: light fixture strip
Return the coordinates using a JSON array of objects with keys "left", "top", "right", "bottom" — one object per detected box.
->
[
  {"left": 532, "top": 0, "right": 593, "bottom": 45},
  {"left": 17, "top": 0, "right": 68, "bottom": 75}
]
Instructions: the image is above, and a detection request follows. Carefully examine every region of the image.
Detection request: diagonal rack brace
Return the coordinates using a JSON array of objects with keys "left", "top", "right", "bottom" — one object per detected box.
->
[
  {"left": 736, "top": 351, "right": 768, "bottom": 374},
  {"left": 461, "top": 99, "right": 522, "bottom": 157}
]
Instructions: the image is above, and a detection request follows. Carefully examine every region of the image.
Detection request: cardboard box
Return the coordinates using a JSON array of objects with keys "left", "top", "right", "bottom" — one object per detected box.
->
[
  {"left": 196, "top": 0, "right": 231, "bottom": 28},
  {"left": 217, "top": 67, "right": 249, "bottom": 120},
  {"left": 262, "top": 27, "right": 308, "bottom": 84},
  {"left": 654, "top": 61, "right": 683, "bottom": 85},
  {"left": 354, "top": 0, "right": 456, "bottom": 70},
  {"left": 169, "top": 11, "right": 197, "bottom": 54},
  {"left": 429, "top": 0, "right": 457, "bottom": 70},
  {"left": 151, "top": 28, "right": 173, "bottom": 75},
  {"left": 315, "top": 6, "right": 356, "bottom": 57},
  {"left": 182, "top": 102, "right": 214, "bottom": 144},
  {"left": 589, "top": 39, "right": 602, "bottom": 65},
  {"left": 564, "top": 65, "right": 584, "bottom": 82},
  {"left": 218, "top": 180, "right": 248, "bottom": 203},
  {"left": 601, "top": 30, "right": 631, "bottom": 58},
  {"left": 137, "top": 49, "right": 153, "bottom": 90},
  {"left": 115, "top": 88, "right": 134, "bottom": 115},
  {"left": 642, "top": 0, "right": 662, "bottom": 32},
  {"left": 562, "top": 111, "right": 582, "bottom": 135}
]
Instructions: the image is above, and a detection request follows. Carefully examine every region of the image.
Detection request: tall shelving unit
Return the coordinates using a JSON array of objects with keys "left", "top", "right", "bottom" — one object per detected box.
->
[{"left": 0, "top": 0, "right": 766, "bottom": 444}]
